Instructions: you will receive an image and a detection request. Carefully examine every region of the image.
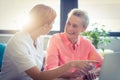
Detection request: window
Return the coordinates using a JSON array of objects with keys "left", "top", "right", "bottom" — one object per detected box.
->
[
  {"left": 0, "top": 0, "right": 60, "bottom": 31},
  {"left": 78, "top": 0, "right": 120, "bottom": 32}
]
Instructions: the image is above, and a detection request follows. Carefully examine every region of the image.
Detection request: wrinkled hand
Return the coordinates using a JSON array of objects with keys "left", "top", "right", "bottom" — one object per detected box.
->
[
  {"left": 59, "top": 60, "right": 99, "bottom": 80},
  {"left": 83, "top": 70, "right": 96, "bottom": 80},
  {"left": 71, "top": 60, "right": 98, "bottom": 76},
  {"left": 83, "top": 68, "right": 101, "bottom": 80}
]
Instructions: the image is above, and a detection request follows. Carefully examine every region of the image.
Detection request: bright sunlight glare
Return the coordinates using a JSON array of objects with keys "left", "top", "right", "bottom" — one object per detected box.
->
[{"left": 15, "top": 13, "right": 30, "bottom": 30}]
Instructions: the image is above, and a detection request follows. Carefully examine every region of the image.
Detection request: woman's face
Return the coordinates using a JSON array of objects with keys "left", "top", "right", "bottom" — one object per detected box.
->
[
  {"left": 41, "top": 21, "right": 54, "bottom": 35},
  {"left": 65, "top": 15, "right": 86, "bottom": 39},
  {"left": 36, "top": 14, "right": 55, "bottom": 35},
  {"left": 30, "top": 11, "right": 55, "bottom": 35}
]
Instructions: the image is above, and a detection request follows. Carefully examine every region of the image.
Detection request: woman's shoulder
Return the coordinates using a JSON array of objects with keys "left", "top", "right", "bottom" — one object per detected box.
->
[
  {"left": 7, "top": 31, "right": 31, "bottom": 45},
  {"left": 14, "top": 31, "right": 29, "bottom": 39},
  {"left": 50, "top": 33, "right": 62, "bottom": 41}
]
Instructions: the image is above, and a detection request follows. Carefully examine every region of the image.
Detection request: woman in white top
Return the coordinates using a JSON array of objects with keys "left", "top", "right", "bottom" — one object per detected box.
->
[{"left": 0, "top": 4, "right": 97, "bottom": 80}]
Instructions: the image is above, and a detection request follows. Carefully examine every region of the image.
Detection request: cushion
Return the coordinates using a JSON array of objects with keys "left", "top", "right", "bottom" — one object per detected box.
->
[{"left": 0, "top": 43, "right": 6, "bottom": 68}]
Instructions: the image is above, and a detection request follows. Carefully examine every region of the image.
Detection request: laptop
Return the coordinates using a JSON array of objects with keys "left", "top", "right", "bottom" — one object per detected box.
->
[{"left": 99, "top": 53, "right": 120, "bottom": 80}]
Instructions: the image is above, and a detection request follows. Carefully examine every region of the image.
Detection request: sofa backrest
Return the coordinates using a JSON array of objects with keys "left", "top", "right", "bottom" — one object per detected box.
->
[{"left": 0, "top": 43, "right": 6, "bottom": 69}]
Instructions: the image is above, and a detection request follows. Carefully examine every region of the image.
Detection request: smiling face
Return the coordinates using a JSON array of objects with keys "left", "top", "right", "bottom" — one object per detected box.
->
[{"left": 64, "top": 15, "right": 86, "bottom": 40}]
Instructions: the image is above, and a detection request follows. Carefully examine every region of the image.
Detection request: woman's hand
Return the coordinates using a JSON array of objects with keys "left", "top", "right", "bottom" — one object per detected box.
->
[
  {"left": 83, "top": 67, "right": 101, "bottom": 80},
  {"left": 64, "top": 60, "right": 98, "bottom": 79},
  {"left": 57, "top": 60, "right": 99, "bottom": 80},
  {"left": 83, "top": 70, "right": 97, "bottom": 80}
]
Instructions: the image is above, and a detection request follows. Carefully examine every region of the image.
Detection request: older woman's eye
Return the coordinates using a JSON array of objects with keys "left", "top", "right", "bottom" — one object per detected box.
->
[{"left": 72, "top": 24, "right": 78, "bottom": 28}]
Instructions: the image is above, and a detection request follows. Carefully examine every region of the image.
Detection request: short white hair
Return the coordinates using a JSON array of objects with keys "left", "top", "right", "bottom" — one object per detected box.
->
[{"left": 68, "top": 9, "right": 89, "bottom": 28}]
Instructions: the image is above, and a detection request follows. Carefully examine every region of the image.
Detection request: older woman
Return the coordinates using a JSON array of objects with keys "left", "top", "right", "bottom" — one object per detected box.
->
[
  {"left": 45, "top": 9, "right": 103, "bottom": 80},
  {"left": 0, "top": 4, "right": 97, "bottom": 80}
]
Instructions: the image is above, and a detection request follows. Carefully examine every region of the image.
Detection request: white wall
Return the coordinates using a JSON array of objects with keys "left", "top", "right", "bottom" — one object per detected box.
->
[
  {"left": 0, "top": 0, "right": 60, "bottom": 31},
  {"left": 78, "top": 0, "right": 120, "bottom": 32}
]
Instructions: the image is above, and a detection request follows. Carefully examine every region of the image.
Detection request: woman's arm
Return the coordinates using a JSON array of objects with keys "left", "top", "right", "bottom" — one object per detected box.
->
[
  {"left": 26, "top": 62, "right": 71, "bottom": 80},
  {"left": 25, "top": 60, "right": 98, "bottom": 80}
]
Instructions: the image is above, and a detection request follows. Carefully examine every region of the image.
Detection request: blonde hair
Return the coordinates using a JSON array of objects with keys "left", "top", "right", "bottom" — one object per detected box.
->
[
  {"left": 68, "top": 9, "right": 89, "bottom": 28},
  {"left": 30, "top": 4, "right": 56, "bottom": 24}
]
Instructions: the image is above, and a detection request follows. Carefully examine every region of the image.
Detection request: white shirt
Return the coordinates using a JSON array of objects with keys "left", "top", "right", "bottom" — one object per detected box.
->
[{"left": 0, "top": 31, "right": 45, "bottom": 80}]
